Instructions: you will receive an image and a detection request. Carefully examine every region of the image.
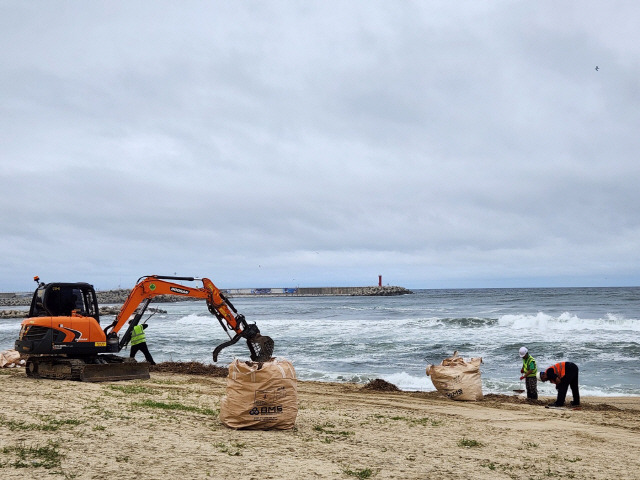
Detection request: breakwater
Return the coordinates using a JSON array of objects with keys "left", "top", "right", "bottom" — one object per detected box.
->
[
  {"left": 0, "top": 306, "right": 159, "bottom": 319},
  {"left": 0, "top": 286, "right": 413, "bottom": 318},
  {"left": 225, "top": 286, "right": 412, "bottom": 297},
  {"left": 94, "top": 285, "right": 412, "bottom": 303}
]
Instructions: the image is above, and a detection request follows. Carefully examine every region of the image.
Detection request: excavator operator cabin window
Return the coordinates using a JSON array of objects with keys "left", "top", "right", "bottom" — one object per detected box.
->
[
  {"left": 42, "top": 288, "right": 60, "bottom": 316},
  {"left": 71, "top": 288, "right": 84, "bottom": 312},
  {"left": 31, "top": 289, "right": 47, "bottom": 317}
]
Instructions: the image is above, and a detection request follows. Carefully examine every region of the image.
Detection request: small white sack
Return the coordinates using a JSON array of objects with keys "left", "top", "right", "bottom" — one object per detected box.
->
[{"left": 0, "top": 349, "right": 21, "bottom": 368}]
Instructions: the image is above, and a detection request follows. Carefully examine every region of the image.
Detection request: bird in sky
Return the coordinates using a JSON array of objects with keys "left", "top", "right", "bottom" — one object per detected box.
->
[{"left": 595, "top": 66, "right": 599, "bottom": 71}]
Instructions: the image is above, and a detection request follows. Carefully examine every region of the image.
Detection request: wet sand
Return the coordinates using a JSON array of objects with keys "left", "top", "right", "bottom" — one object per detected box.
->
[{"left": 1, "top": 367, "right": 639, "bottom": 479}]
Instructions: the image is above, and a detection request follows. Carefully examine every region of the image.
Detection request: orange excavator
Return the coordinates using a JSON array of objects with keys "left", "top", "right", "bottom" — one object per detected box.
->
[{"left": 14, "top": 275, "right": 274, "bottom": 381}]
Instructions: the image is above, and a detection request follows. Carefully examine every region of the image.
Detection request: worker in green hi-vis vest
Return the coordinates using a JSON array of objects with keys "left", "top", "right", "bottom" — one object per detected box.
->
[
  {"left": 519, "top": 346, "right": 538, "bottom": 400},
  {"left": 129, "top": 322, "right": 156, "bottom": 365}
]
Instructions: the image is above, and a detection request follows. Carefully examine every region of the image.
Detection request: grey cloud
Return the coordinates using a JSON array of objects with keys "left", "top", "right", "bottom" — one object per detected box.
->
[{"left": 1, "top": 1, "right": 639, "bottom": 290}]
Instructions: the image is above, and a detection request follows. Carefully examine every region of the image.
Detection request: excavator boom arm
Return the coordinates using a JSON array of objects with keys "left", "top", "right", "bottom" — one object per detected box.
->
[{"left": 103, "top": 275, "right": 273, "bottom": 362}]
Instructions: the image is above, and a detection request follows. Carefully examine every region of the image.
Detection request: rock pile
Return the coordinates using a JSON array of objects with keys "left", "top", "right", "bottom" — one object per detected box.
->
[
  {"left": 96, "top": 289, "right": 130, "bottom": 305},
  {"left": 0, "top": 309, "right": 28, "bottom": 319},
  {"left": 98, "top": 306, "right": 167, "bottom": 316},
  {"left": 0, "top": 297, "right": 30, "bottom": 307},
  {"left": 350, "top": 286, "right": 413, "bottom": 296},
  {"left": 97, "top": 290, "right": 192, "bottom": 305}
]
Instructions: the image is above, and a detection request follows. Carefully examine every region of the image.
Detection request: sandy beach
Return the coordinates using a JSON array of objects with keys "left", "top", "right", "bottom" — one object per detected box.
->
[{"left": 1, "top": 366, "right": 639, "bottom": 480}]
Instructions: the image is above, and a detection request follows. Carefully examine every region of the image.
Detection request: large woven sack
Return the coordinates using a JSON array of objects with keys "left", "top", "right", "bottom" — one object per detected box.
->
[
  {"left": 220, "top": 358, "right": 298, "bottom": 430},
  {"left": 0, "top": 349, "right": 20, "bottom": 368},
  {"left": 426, "top": 351, "right": 483, "bottom": 401}
]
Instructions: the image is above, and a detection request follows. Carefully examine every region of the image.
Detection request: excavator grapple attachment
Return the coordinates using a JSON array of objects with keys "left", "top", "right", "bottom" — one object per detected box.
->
[
  {"left": 247, "top": 334, "right": 275, "bottom": 363},
  {"left": 212, "top": 333, "right": 275, "bottom": 363},
  {"left": 212, "top": 321, "right": 275, "bottom": 363}
]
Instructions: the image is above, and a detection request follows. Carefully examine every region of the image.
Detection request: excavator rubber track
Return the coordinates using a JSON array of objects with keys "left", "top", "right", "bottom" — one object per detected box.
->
[{"left": 25, "top": 355, "right": 150, "bottom": 382}]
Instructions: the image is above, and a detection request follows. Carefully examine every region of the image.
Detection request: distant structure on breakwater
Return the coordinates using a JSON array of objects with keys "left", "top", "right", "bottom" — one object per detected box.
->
[{"left": 224, "top": 286, "right": 413, "bottom": 297}]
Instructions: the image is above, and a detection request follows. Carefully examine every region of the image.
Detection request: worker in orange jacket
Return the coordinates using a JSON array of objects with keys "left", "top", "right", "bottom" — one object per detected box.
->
[{"left": 538, "top": 361, "right": 580, "bottom": 408}]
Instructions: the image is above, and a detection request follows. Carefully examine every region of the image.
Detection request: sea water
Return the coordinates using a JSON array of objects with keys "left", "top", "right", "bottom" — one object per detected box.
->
[{"left": 1, "top": 287, "right": 638, "bottom": 396}]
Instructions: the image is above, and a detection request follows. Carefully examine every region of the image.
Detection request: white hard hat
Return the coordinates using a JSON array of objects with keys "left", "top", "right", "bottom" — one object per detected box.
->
[{"left": 519, "top": 346, "right": 528, "bottom": 358}]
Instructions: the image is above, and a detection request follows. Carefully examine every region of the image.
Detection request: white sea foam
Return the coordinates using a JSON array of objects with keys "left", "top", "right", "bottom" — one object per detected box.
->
[
  {"left": 382, "top": 371, "right": 434, "bottom": 392},
  {"left": 498, "top": 312, "right": 640, "bottom": 332},
  {"left": 173, "top": 314, "right": 220, "bottom": 326},
  {"left": 0, "top": 322, "right": 21, "bottom": 333}
]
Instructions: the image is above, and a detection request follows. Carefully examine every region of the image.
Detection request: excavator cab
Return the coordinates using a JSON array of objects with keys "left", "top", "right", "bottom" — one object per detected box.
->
[
  {"left": 16, "top": 278, "right": 148, "bottom": 382},
  {"left": 29, "top": 282, "right": 100, "bottom": 321}
]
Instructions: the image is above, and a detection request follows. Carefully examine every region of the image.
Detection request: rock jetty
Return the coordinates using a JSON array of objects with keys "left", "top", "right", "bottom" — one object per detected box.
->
[
  {"left": 0, "top": 297, "right": 30, "bottom": 308},
  {"left": 0, "top": 309, "right": 29, "bottom": 319},
  {"left": 0, "top": 290, "right": 191, "bottom": 309},
  {"left": 350, "top": 286, "right": 412, "bottom": 296},
  {"left": 225, "top": 286, "right": 414, "bottom": 297},
  {"left": 0, "top": 304, "right": 167, "bottom": 319},
  {"left": 97, "top": 306, "right": 167, "bottom": 316},
  {"left": 96, "top": 290, "right": 182, "bottom": 305},
  {"left": 0, "top": 286, "right": 413, "bottom": 318},
  {"left": 100, "top": 285, "right": 415, "bottom": 299}
]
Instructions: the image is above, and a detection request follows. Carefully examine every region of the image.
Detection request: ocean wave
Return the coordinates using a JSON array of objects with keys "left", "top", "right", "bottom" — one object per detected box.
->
[
  {"left": 478, "top": 378, "right": 640, "bottom": 397},
  {"left": 381, "top": 371, "right": 434, "bottom": 391},
  {"left": 173, "top": 314, "right": 221, "bottom": 326},
  {"left": 0, "top": 323, "right": 22, "bottom": 333},
  {"left": 436, "top": 317, "right": 498, "bottom": 328},
  {"left": 498, "top": 312, "right": 640, "bottom": 332}
]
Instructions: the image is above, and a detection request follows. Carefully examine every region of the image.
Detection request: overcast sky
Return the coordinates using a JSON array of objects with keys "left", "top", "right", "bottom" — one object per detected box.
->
[{"left": 1, "top": 1, "right": 639, "bottom": 291}]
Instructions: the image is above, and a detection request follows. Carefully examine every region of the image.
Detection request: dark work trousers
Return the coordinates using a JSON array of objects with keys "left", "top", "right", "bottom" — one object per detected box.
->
[
  {"left": 130, "top": 342, "right": 155, "bottom": 364},
  {"left": 525, "top": 376, "right": 538, "bottom": 400},
  {"left": 555, "top": 362, "right": 580, "bottom": 406}
]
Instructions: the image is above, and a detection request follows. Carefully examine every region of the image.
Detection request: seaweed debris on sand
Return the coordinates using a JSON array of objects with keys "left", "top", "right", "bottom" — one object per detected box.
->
[
  {"left": 362, "top": 378, "right": 400, "bottom": 392},
  {"left": 150, "top": 361, "right": 228, "bottom": 377}
]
